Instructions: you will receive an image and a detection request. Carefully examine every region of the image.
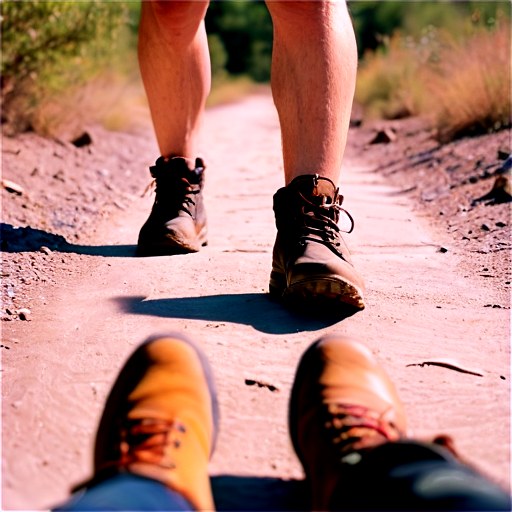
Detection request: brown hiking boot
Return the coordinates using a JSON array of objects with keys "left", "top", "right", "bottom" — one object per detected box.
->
[
  {"left": 88, "top": 334, "right": 219, "bottom": 511},
  {"left": 269, "top": 175, "right": 365, "bottom": 311},
  {"left": 137, "top": 157, "right": 207, "bottom": 256},
  {"left": 289, "top": 336, "right": 406, "bottom": 510}
]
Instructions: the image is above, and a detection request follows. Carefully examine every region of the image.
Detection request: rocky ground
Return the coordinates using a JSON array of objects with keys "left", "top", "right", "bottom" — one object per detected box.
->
[{"left": 1, "top": 125, "right": 155, "bottom": 321}]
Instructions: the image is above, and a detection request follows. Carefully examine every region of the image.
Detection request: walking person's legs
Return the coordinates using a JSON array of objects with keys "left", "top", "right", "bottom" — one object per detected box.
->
[
  {"left": 136, "top": 1, "right": 365, "bottom": 311},
  {"left": 138, "top": 1, "right": 210, "bottom": 160},
  {"left": 266, "top": 1, "right": 357, "bottom": 185},
  {"left": 266, "top": 1, "right": 364, "bottom": 310},
  {"left": 137, "top": 2, "right": 210, "bottom": 256}
]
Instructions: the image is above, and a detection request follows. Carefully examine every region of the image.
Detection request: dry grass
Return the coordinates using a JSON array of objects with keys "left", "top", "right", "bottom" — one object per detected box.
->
[
  {"left": 26, "top": 71, "right": 152, "bottom": 141},
  {"left": 355, "top": 23, "right": 511, "bottom": 142},
  {"left": 355, "top": 37, "right": 427, "bottom": 120},
  {"left": 2, "top": 70, "right": 264, "bottom": 141},
  {"left": 427, "top": 25, "right": 511, "bottom": 141}
]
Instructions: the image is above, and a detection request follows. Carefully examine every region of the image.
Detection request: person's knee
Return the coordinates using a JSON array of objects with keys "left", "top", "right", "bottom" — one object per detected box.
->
[
  {"left": 266, "top": 0, "right": 348, "bottom": 27},
  {"left": 148, "top": 1, "right": 209, "bottom": 39}
]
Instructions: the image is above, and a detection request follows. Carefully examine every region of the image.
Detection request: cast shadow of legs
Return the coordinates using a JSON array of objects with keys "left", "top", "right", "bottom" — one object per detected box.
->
[
  {"left": 212, "top": 475, "right": 309, "bottom": 511},
  {"left": 115, "top": 294, "right": 357, "bottom": 335},
  {"left": 0, "top": 224, "right": 137, "bottom": 257}
]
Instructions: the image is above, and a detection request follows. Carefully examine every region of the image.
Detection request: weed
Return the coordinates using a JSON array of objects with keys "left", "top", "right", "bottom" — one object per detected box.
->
[{"left": 355, "top": 19, "right": 511, "bottom": 142}]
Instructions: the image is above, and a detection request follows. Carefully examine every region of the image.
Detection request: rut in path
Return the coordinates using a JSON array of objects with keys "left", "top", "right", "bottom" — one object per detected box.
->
[{"left": 2, "top": 95, "right": 510, "bottom": 510}]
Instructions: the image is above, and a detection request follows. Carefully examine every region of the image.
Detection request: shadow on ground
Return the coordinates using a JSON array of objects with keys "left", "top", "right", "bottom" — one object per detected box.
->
[
  {"left": 115, "top": 294, "right": 352, "bottom": 334},
  {"left": 0, "top": 224, "right": 137, "bottom": 257},
  {"left": 212, "top": 475, "right": 308, "bottom": 511}
]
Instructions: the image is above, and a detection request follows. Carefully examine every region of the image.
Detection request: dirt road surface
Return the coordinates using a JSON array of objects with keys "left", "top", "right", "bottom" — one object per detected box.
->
[{"left": 2, "top": 95, "right": 510, "bottom": 510}]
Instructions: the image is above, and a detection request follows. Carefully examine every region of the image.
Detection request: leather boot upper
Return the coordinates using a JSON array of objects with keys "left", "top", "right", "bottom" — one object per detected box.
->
[
  {"left": 93, "top": 335, "right": 218, "bottom": 511},
  {"left": 290, "top": 336, "right": 406, "bottom": 510},
  {"left": 138, "top": 157, "right": 207, "bottom": 255},
  {"left": 271, "top": 175, "right": 365, "bottom": 308}
]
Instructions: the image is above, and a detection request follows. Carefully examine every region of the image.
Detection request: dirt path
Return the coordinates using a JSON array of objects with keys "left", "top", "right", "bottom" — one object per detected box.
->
[{"left": 2, "top": 95, "right": 510, "bottom": 510}]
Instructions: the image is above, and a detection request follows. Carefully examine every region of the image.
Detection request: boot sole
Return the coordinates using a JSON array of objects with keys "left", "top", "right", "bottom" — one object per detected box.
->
[
  {"left": 137, "top": 229, "right": 208, "bottom": 256},
  {"left": 270, "top": 273, "right": 365, "bottom": 311}
]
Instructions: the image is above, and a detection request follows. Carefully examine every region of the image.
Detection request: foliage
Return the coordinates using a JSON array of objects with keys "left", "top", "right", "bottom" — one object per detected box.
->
[
  {"left": 427, "top": 24, "right": 511, "bottom": 141},
  {"left": 2, "top": 1, "right": 510, "bottom": 142},
  {"left": 205, "top": 2, "right": 273, "bottom": 82},
  {"left": 355, "top": 14, "right": 511, "bottom": 141},
  {"left": 1, "top": 1, "right": 129, "bottom": 132},
  {"left": 348, "top": 1, "right": 510, "bottom": 57}
]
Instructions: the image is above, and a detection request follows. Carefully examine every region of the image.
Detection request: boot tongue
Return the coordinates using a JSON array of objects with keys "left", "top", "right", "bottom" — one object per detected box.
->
[
  {"left": 290, "top": 175, "right": 336, "bottom": 206},
  {"left": 312, "top": 179, "right": 336, "bottom": 204},
  {"left": 151, "top": 157, "right": 203, "bottom": 184}
]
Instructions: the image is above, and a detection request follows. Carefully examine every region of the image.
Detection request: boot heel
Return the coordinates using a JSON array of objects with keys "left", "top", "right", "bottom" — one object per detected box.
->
[{"left": 269, "top": 271, "right": 286, "bottom": 299}]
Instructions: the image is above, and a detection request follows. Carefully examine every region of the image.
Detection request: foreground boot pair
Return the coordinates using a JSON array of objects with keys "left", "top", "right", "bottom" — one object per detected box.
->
[
  {"left": 75, "top": 335, "right": 411, "bottom": 510},
  {"left": 137, "top": 158, "right": 365, "bottom": 310}
]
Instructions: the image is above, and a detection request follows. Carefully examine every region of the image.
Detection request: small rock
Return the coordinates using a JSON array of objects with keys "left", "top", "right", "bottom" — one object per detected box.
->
[
  {"left": 17, "top": 308, "right": 31, "bottom": 321},
  {"left": 471, "top": 175, "right": 511, "bottom": 206},
  {"left": 495, "top": 221, "right": 506, "bottom": 228},
  {"left": 497, "top": 148, "right": 510, "bottom": 160},
  {"left": 481, "top": 224, "right": 490, "bottom": 231},
  {"left": 369, "top": 128, "right": 397, "bottom": 144},
  {"left": 438, "top": 247, "right": 448, "bottom": 253},
  {"left": 1, "top": 179, "right": 24, "bottom": 195},
  {"left": 39, "top": 246, "right": 52, "bottom": 255},
  {"left": 71, "top": 132, "right": 92, "bottom": 148}
]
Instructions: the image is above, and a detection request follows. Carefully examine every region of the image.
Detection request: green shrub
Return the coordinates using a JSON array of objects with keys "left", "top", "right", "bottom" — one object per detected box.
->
[{"left": 1, "top": 1, "right": 128, "bottom": 133}]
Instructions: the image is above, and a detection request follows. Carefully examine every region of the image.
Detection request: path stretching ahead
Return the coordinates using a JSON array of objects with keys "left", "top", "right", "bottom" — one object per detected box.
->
[{"left": 2, "top": 95, "right": 510, "bottom": 510}]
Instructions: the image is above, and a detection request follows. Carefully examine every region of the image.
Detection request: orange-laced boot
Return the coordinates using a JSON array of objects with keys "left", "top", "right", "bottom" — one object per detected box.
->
[
  {"left": 289, "top": 336, "right": 407, "bottom": 511},
  {"left": 85, "top": 334, "right": 219, "bottom": 511}
]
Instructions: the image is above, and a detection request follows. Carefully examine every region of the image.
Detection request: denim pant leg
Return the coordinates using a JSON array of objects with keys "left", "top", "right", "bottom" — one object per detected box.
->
[
  {"left": 53, "top": 473, "right": 194, "bottom": 511},
  {"left": 329, "top": 442, "right": 511, "bottom": 511}
]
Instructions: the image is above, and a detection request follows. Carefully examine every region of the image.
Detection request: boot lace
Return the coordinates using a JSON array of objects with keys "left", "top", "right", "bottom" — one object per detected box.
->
[
  {"left": 297, "top": 175, "right": 354, "bottom": 250},
  {"left": 98, "top": 418, "right": 187, "bottom": 472},
  {"left": 324, "top": 403, "right": 402, "bottom": 464}
]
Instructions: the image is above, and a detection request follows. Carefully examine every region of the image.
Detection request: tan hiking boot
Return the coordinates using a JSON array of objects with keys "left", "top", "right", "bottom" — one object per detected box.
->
[
  {"left": 269, "top": 175, "right": 365, "bottom": 311},
  {"left": 137, "top": 157, "right": 207, "bottom": 256},
  {"left": 90, "top": 334, "right": 219, "bottom": 511},
  {"left": 289, "top": 336, "right": 406, "bottom": 510}
]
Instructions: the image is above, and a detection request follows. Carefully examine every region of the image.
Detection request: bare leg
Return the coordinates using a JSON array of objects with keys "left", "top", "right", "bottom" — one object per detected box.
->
[
  {"left": 138, "top": 1, "right": 210, "bottom": 163},
  {"left": 266, "top": 1, "right": 358, "bottom": 185}
]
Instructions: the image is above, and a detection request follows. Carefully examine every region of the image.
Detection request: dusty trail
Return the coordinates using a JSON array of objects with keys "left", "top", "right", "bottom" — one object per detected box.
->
[{"left": 2, "top": 95, "right": 510, "bottom": 510}]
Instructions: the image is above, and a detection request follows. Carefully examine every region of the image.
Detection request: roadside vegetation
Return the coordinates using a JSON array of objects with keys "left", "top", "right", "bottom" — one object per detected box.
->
[
  {"left": 1, "top": 1, "right": 510, "bottom": 143},
  {"left": 0, "top": 2, "right": 139, "bottom": 138},
  {"left": 353, "top": 2, "right": 511, "bottom": 141}
]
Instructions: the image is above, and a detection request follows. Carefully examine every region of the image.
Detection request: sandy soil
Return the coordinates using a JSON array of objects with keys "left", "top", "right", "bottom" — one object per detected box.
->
[{"left": 1, "top": 93, "right": 510, "bottom": 510}]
